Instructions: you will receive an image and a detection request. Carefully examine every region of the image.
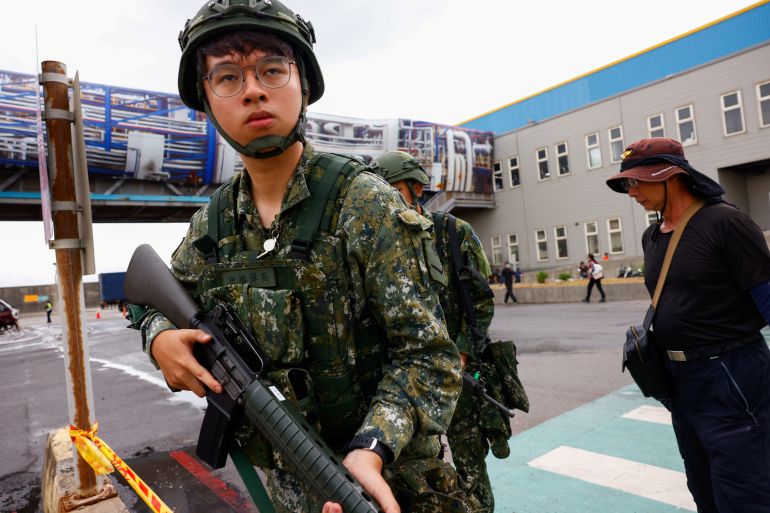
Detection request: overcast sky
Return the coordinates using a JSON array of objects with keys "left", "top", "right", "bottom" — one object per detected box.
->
[{"left": 0, "top": 0, "right": 759, "bottom": 287}]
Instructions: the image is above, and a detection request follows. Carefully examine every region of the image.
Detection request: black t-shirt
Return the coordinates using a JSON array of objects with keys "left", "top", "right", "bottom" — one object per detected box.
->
[
  {"left": 642, "top": 202, "right": 770, "bottom": 350},
  {"left": 501, "top": 267, "right": 514, "bottom": 285}
]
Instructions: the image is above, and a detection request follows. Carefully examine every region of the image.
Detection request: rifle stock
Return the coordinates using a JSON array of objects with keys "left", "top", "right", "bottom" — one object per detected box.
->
[{"left": 125, "top": 244, "right": 382, "bottom": 513}]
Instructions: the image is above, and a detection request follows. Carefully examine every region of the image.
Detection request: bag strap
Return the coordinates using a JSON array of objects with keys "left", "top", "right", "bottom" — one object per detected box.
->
[
  {"left": 651, "top": 199, "right": 704, "bottom": 308},
  {"left": 447, "top": 214, "right": 490, "bottom": 356}
]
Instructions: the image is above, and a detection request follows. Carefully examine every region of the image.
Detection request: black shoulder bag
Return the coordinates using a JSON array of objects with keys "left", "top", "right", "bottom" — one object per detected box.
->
[{"left": 623, "top": 200, "right": 703, "bottom": 401}]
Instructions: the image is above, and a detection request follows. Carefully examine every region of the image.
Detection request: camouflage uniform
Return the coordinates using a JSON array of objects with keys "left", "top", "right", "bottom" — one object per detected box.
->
[
  {"left": 426, "top": 210, "right": 501, "bottom": 513},
  {"left": 137, "top": 144, "right": 463, "bottom": 511}
]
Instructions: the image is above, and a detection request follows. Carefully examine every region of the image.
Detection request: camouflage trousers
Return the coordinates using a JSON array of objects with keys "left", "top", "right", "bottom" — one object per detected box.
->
[{"left": 265, "top": 441, "right": 468, "bottom": 513}]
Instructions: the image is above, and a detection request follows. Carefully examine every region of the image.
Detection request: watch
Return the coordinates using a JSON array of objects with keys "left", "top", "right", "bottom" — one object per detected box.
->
[{"left": 346, "top": 436, "right": 393, "bottom": 465}]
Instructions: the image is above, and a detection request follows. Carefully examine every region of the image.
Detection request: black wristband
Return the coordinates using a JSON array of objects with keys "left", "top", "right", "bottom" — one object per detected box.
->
[{"left": 346, "top": 436, "right": 393, "bottom": 465}]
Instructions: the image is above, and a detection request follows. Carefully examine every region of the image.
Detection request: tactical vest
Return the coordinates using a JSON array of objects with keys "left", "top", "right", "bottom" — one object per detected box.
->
[{"left": 192, "top": 153, "right": 386, "bottom": 453}]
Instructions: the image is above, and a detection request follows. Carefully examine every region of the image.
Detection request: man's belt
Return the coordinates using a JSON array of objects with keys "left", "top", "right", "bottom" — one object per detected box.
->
[{"left": 666, "top": 333, "right": 763, "bottom": 362}]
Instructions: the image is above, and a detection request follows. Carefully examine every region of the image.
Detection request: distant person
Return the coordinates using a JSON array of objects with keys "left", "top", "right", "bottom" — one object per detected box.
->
[
  {"left": 582, "top": 253, "right": 606, "bottom": 303},
  {"left": 501, "top": 262, "right": 517, "bottom": 304},
  {"left": 577, "top": 261, "right": 589, "bottom": 279},
  {"left": 606, "top": 137, "right": 770, "bottom": 513},
  {"left": 601, "top": 252, "right": 609, "bottom": 261},
  {"left": 513, "top": 267, "right": 522, "bottom": 283},
  {"left": 46, "top": 301, "right": 52, "bottom": 323}
]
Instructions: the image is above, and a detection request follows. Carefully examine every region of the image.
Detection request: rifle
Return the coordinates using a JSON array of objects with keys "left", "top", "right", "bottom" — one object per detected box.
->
[
  {"left": 462, "top": 372, "right": 515, "bottom": 418},
  {"left": 125, "top": 244, "right": 381, "bottom": 513}
]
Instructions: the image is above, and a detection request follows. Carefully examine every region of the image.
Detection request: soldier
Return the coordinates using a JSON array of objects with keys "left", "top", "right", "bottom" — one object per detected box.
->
[
  {"left": 371, "top": 151, "right": 528, "bottom": 513},
  {"left": 129, "top": 2, "right": 463, "bottom": 512}
]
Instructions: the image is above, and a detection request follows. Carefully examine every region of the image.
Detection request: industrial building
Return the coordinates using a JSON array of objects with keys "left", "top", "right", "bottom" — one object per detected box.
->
[{"left": 459, "top": 0, "right": 770, "bottom": 273}]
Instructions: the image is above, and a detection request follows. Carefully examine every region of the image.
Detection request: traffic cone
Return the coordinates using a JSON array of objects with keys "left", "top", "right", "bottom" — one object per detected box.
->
[{"left": 96, "top": 311, "right": 101, "bottom": 320}]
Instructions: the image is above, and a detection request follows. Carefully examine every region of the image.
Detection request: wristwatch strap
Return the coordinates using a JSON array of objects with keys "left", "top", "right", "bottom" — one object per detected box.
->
[{"left": 346, "top": 436, "right": 393, "bottom": 465}]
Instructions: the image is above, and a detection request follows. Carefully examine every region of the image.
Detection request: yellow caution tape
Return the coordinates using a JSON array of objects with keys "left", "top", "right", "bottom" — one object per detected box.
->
[{"left": 70, "top": 423, "right": 174, "bottom": 513}]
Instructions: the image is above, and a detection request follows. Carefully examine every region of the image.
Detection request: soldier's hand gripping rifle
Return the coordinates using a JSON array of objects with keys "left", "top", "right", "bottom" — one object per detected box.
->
[
  {"left": 125, "top": 244, "right": 382, "bottom": 513},
  {"left": 462, "top": 372, "right": 515, "bottom": 418}
]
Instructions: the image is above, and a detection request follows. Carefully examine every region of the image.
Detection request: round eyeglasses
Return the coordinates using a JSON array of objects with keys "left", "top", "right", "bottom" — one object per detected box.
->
[{"left": 203, "top": 56, "right": 295, "bottom": 98}]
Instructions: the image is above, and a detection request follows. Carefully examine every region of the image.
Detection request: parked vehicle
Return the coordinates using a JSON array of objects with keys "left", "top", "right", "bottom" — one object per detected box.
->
[
  {"left": 0, "top": 298, "right": 20, "bottom": 330},
  {"left": 98, "top": 272, "right": 127, "bottom": 309}
]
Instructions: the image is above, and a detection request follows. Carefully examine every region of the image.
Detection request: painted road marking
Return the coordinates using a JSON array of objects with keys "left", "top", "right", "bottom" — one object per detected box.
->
[
  {"left": 529, "top": 445, "right": 696, "bottom": 511},
  {"left": 621, "top": 405, "right": 672, "bottom": 425}
]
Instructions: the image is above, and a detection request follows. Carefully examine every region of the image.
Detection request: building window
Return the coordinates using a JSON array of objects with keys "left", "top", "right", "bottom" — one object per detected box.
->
[
  {"left": 608, "top": 218, "right": 624, "bottom": 254},
  {"left": 536, "top": 148, "right": 550, "bottom": 180},
  {"left": 645, "top": 212, "right": 659, "bottom": 227},
  {"left": 507, "top": 234, "right": 519, "bottom": 265},
  {"left": 608, "top": 126, "right": 624, "bottom": 163},
  {"left": 535, "top": 229, "right": 548, "bottom": 261},
  {"left": 554, "top": 226, "right": 568, "bottom": 259},
  {"left": 721, "top": 91, "right": 746, "bottom": 136},
  {"left": 647, "top": 114, "right": 665, "bottom": 138},
  {"left": 491, "top": 236, "right": 502, "bottom": 265},
  {"left": 493, "top": 161, "right": 503, "bottom": 191},
  {"left": 758, "top": 81, "right": 770, "bottom": 128},
  {"left": 585, "top": 133, "right": 602, "bottom": 169},
  {"left": 508, "top": 157, "right": 520, "bottom": 187},
  {"left": 555, "top": 142, "right": 570, "bottom": 175},
  {"left": 675, "top": 104, "right": 697, "bottom": 145},
  {"left": 584, "top": 221, "right": 599, "bottom": 255}
]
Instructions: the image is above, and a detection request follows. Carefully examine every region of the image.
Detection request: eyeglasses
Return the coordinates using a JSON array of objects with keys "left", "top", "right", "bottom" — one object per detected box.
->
[
  {"left": 620, "top": 177, "right": 640, "bottom": 192},
  {"left": 203, "top": 56, "right": 296, "bottom": 98}
]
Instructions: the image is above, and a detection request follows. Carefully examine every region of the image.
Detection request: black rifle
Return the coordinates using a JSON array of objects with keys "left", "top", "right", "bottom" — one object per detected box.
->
[
  {"left": 125, "top": 244, "right": 381, "bottom": 513},
  {"left": 462, "top": 372, "right": 515, "bottom": 418}
]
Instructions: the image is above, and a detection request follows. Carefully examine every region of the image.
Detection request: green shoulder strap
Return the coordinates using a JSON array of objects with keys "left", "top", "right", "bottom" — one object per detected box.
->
[
  {"left": 193, "top": 176, "right": 240, "bottom": 263},
  {"left": 288, "top": 153, "right": 364, "bottom": 261},
  {"left": 228, "top": 444, "right": 276, "bottom": 513}
]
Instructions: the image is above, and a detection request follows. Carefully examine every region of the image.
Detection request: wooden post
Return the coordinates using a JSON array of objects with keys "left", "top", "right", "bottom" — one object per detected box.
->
[{"left": 41, "top": 60, "right": 97, "bottom": 498}]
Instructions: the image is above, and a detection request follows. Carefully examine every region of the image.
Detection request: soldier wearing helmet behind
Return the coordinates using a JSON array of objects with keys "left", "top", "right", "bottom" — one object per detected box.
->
[
  {"left": 371, "top": 151, "right": 529, "bottom": 513},
  {"left": 129, "top": 2, "right": 464, "bottom": 512}
]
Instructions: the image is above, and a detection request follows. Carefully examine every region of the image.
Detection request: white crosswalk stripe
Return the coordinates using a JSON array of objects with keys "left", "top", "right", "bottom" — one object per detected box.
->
[
  {"left": 529, "top": 445, "right": 696, "bottom": 511},
  {"left": 621, "top": 405, "right": 672, "bottom": 425}
]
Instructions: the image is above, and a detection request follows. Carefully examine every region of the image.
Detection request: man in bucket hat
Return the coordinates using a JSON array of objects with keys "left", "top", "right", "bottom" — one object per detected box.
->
[{"left": 607, "top": 137, "right": 770, "bottom": 513}]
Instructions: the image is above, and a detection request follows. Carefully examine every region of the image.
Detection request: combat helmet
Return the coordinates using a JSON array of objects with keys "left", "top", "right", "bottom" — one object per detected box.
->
[
  {"left": 371, "top": 151, "right": 430, "bottom": 209},
  {"left": 178, "top": 0, "right": 324, "bottom": 159}
]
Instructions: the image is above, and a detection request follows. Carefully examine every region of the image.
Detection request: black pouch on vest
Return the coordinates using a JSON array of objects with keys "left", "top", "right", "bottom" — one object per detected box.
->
[{"left": 622, "top": 305, "right": 673, "bottom": 401}]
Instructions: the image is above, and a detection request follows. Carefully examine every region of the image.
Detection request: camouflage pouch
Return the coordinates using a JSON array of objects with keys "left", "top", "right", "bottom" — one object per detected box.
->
[
  {"left": 384, "top": 457, "right": 468, "bottom": 513},
  {"left": 476, "top": 361, "right": 512, "bottom": 459},
  {"left": 200, "top": 284, "right": 304, "bottom": 364},
  {"left": 487, "top": 340, "right": 529, "bottom": 413}
]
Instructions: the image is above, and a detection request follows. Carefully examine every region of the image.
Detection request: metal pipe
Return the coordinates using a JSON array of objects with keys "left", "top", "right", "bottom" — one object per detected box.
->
[{"left": 41, "top": 60, "right": 98, "bottom": 498}]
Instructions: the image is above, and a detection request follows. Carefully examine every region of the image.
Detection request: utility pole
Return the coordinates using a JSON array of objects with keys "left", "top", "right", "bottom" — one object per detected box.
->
[{"left": 40, "top": 60, "right": 98, "bottom": 499}]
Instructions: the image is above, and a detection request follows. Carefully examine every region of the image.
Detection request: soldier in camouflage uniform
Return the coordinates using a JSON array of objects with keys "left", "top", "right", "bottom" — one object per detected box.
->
[
  {"left": 372, "top": 152, "right": 529, "bottom": 513},
  {"left": 129, "top": 2, "right": 465, "bottom": 512}
]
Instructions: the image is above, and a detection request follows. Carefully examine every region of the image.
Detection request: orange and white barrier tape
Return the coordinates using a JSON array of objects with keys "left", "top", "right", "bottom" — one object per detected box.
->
[{"left": 70, "top": 423, "right": 174, "bottom": 513}]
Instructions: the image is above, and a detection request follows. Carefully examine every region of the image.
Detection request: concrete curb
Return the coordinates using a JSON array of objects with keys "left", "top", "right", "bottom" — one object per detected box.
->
[
  {"left": 492, "top": 278, "right": 648, "bottom": 304},
  {"left": 42, "top": 427, "right": 128, "bottom": 513}
]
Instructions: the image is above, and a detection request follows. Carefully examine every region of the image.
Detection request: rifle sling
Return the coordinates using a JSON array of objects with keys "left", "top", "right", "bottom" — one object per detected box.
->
[{"left": 229, "top": 443, "right": 276, "bottom": 513}]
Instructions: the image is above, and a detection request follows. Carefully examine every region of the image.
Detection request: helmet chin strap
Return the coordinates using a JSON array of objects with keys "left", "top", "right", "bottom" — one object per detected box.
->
[
  {"left": 203, "top": 100, "right": 307, "bottom": 160},
  {"left": 406, "top": 182, "right": 421, "bottom": 210}
]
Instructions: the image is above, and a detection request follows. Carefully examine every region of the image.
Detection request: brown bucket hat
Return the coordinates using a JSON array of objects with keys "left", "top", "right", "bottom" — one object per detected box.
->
[{"left": 606, "top": 137, "right": 689, "bottom": 193}]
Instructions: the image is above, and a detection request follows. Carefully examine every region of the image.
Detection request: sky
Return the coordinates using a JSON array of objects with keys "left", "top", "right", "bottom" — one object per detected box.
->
[{"left": 0, "top": 0, "right": 761, "bottom": 287}]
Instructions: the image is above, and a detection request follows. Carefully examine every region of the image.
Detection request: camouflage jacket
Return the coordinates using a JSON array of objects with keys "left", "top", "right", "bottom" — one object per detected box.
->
[
  {"left": 423, "top": 210, "right": 494, "bottom": 360},
  {"left": 137, "top": 144, "right": 460, "bottom": 461}
]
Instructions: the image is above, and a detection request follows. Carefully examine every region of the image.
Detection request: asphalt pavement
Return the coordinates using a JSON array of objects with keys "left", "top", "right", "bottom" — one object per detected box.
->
[{"left": 0, "top": 300, "right": 666, "bottom": 512}]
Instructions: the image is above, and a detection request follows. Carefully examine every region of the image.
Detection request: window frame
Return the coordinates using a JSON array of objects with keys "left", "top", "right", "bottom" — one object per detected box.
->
[
  {"left": 507, "top": 233, "right": 519, "bottom": 265},
  {"left": 758, "top": 80, "right": 770, "bottom": 129},
  {"left": 535, "top": 229, "right": 549, "bottom": 262},
  {"left": 491, "top": 235, "right": 503, "bottom": 266},
  {"left": 536, "top": 147, "right": 550, "bottom": 181},
  {"left": 645, "top": 212, "right": 659, "bottom": 228},
  {"left": 554, "top": 225, "right": 568, "bottom": 259},
  {"left": 607, "top": 217, "right": 624, "bottom": 254},
  {"left": 493, "top": 161, "right": 503, "bottom": 192},
  {"left": 555, "top": 141, "right": 570, "bottom": 176},
  {"left": 585, "top": 132, "right": 602, "bottom": 169},
  {"left": 584, "top": 221, "right": 599, "bottom": 256},
  {"left": 608, "top": 125, "right": 624, "bottom": 163},
  {"left": 675, "top": 104, "right": 697, "bottom": 146},
  {"left": 720, "top": 90, "right": 746, "bottom": 136},
  {"left": 647, "top": 113, "right": 665, "bottom": 138},
  {"left": 508, "top": 156, "right": 520, "bottom": 188}
]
